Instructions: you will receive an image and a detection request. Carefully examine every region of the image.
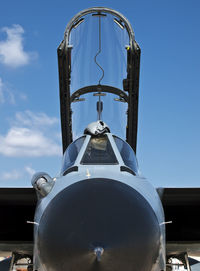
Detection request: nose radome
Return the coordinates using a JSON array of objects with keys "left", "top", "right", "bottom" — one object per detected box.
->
[{"left": 38, "top": 178, "right": 161, "bottom": 271}]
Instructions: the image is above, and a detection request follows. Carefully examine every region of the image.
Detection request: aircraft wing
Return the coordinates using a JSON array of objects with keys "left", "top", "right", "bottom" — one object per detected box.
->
[
  {"left": 0, "top": 188, "right": 37, "bottom": 254},
  {"left": 158, "top": 187, "right": 200, "bottom": 257}
]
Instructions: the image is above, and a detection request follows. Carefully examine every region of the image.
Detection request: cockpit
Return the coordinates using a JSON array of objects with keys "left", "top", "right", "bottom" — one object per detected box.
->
[{"left": 61, "top": 126, "right": 138, "bottom": 177}]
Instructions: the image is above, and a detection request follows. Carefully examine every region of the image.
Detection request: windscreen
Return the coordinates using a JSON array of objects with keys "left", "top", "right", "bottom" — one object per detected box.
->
[
  {"left": 61, "top": 136, "right": 85, "bottom": 174},
  {"left": 113, "top": 136, "right": 138, "bottom": 174},
  {"left": 69, "top": 13, "right": 130, "bottom": 139},
  {"left": 81, "top": 135, "right": 118, "bottom": 165}
]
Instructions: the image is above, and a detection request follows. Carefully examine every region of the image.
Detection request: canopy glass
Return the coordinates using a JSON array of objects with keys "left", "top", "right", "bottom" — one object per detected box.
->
[
  {"left": 58, "top": 7, "right": 140, "bottom": 153},
  {"left": 68, "top": 12, "right": 130, "bottom": 139}
]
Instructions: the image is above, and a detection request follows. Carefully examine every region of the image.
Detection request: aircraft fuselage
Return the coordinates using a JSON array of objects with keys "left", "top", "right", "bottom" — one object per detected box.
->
[{"left": 32, "top": 133, "right": 165, "bottom": 271}]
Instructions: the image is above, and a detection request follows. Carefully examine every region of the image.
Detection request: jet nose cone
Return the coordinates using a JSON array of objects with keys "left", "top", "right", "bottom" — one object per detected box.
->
[{"left": 38, "top": 179, "right": 160, "bottom": 271}]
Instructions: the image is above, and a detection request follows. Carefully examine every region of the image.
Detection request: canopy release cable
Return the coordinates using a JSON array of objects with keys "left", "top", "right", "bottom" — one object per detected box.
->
[{"left": 94, "top": 14, "right": 105, "bottom": 120}]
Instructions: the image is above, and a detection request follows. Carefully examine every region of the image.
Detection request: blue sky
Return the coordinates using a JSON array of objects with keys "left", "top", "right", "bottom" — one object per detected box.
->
[{"left": 0, "top": 0, "right": 199, "bottom": 187}]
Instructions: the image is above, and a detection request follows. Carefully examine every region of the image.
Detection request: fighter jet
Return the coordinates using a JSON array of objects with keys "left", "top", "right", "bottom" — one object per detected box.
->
[{"left": 0, "top": 7, "right": 200, "bottom": 271}]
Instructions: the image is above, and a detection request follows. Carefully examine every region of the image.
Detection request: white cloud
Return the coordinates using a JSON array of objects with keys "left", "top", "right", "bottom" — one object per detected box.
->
[
  {"left": 0, "top": 77, "right": 29, "bottom": 105},
  {"left": 0, "top": 77, "right": 16, "bottom": 104},
  {"left": 2, "top": 169, "right": 22, "bottom": 181},
  {"left": 0, "top": 127, "right": 61, "bottom": 157},
  {"left": 1, "top": 166, "right": 36, "bottom": 182},
  {"left": 25, "top": 166, "right": 36, "bottom": 176},
  {"left": 0, "top": 24, "right": 37, "bottom": 68},
  {"left": 14, "top": 110, "right": 59, "bottom": 128},
  {"left": 0, "top": 110, "right": 61, "bottom": 157}
]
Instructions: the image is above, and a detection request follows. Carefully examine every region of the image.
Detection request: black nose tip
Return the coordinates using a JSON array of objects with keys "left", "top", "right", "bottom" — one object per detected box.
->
[{"left": 38, "top": 178, "right": 160, "bottom": 271}]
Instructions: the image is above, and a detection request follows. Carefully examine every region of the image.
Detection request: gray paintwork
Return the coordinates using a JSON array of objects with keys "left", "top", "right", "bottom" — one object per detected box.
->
[{"left": 33, "top": 133, "right": 166, "bottom": 270}]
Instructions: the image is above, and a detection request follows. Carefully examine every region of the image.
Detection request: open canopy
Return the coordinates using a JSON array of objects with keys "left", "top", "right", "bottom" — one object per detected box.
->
[{"left": 58, "top": 7, "right": 141, "bottom": 153}]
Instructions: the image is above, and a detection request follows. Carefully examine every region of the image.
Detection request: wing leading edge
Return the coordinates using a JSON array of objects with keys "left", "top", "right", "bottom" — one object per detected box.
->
[
  {"left": 0, "top": 188, "right": 37, "bottom": 254},
  {"left": 158, "top": 187, "right": 200, "bottom": 257}
]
